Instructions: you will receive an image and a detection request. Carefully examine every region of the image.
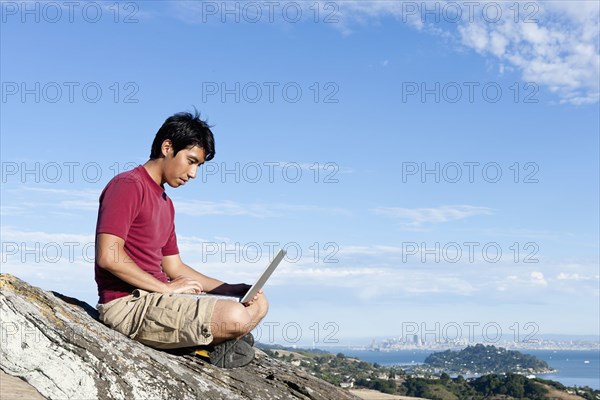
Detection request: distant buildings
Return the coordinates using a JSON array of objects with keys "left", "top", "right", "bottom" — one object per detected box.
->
[{"left": 367, "top": 336, "right": 598, "bottom": 352}]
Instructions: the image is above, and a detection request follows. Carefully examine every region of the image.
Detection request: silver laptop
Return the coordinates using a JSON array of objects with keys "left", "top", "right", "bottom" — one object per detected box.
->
[{"left": 177, "top": 249, "right": 286, "bottom": 303}]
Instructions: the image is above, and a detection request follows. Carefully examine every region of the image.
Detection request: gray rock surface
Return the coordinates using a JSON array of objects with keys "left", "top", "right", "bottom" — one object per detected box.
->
[{"left": 0, "top": 274, "right": 359, "bottom": 400}]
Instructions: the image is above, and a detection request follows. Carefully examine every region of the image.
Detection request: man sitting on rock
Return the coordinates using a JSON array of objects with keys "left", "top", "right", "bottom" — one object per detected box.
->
[{"left": 94, "top": 110, "right": 267, "bottom": 368}]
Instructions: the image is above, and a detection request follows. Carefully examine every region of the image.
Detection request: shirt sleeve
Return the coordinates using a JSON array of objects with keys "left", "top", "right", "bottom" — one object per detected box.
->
[
  {"left": 162, "top": 224, "right": 179, "bottom": 256},
  {"left": 96, "top": 175, "right": 144, "bottom": 241}
]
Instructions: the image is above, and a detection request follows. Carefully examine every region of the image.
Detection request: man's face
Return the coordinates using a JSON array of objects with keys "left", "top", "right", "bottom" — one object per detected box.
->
[{"left": 162, "top": 144, "right": 206, "bottom": 188}]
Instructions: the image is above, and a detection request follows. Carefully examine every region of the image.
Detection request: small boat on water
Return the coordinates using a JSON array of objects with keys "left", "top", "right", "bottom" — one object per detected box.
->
[{"left": 583, "top": 360, "right": 590, "bottom": 364}]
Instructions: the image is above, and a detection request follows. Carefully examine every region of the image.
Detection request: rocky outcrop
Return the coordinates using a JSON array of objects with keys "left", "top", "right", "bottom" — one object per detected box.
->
[{"left": 0, "top": 274, "right": 359, "bottom": 400}]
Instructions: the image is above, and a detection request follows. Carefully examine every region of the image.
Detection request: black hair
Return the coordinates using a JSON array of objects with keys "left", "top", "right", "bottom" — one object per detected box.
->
[{"left": 150, "top": 109, "right": 215, "bottom": 161}]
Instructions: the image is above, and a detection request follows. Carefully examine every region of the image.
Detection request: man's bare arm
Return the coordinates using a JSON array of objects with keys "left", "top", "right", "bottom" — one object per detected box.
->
[
  {"left": 96, "top": 233, "right": 203, "bottom": 294},
  {"left": 161, "top": 254, "right": 226, "bottom": 292},
  {"left": 161, "top": 255, "right": 256, "bottom": 299}
]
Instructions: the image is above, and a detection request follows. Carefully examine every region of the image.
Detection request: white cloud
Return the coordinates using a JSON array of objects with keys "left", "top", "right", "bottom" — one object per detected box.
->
[
  {"left": 332, "top": 1, "right": 600, "bottom": 105},
  {"left": 490, "top": 261, "right": 599, "bottom": 297},
  {"left": 1, "top": 260, "right": 97, "bottom": 306},
  {"left": 176, "top": 235, "right": 482, "bottom": 298},
  {"left": 1, "top": 226, "right": 93, "bottom": 244},
  {"left": 338, "top": 245, "right": 405, "bottom": 256},
  {"left": 282, "top": 266, "right": 384, "bottom": 279},
  {"left": 173, "top": 199, "right": 276, "bottom": 218},
  {"left": 0, "top": 205, "right": 26, "bottom": 216},
  {"left": 557, "top": 272, "right": 599, "bottom": 282},
  {"left": 352, "top": 270, "right": 477, "bottom": 301},
  {"left": 457, "top": 2, "right": 599, "bottom": 105},
  {"left": 530, "top": 271, "right": 547, "bottom": 286},
  {"left": 372, "top": 204, "right": 492, "bottom": 227},
  {"left": 478, "top": 228, "right": 560, "bottom": 241},
  {"left": 4, "top": 186, "right": 348, "bottom": 219},
  {"left": 173, "top": 199, "right": 349, "bottom": 218},
  {"left": 165, "top": 1, "right": 598, "bottom": 104},
  {"left": 2, "top": 187, "right": 100, "bottom": 212}
]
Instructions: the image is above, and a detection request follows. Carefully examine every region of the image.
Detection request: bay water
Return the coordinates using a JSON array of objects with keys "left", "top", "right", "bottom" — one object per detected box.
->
[{"left": 325, "top": 348, "right": 599, "bottom": 390}]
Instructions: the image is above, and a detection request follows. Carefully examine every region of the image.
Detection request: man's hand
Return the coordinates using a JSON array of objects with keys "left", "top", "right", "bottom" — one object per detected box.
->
[
  {"left": 242, "top": 289, "right": 264, "bottom": 306},
  {"left": 162, "top": 255, "right": 228, "bottom": 293},
  {"left": 163, "top": 275, "right": 203, "bottom": 294}
]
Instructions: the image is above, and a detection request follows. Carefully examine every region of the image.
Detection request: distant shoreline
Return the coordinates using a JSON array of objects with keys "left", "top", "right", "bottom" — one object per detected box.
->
[
  {"left": 315, "top": 347, "right": 600, "bottom": 390},
  {"left": 364, "top": 346, "right": 600, "bottom": 352},
  {"left": 349, "top": 344, "right": 600, "bottom": 352}
]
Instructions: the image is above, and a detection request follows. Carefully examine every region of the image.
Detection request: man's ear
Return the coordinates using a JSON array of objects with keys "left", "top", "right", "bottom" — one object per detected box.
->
[{"left": 161, "top": 139, "right": 173, "bottom": 157}]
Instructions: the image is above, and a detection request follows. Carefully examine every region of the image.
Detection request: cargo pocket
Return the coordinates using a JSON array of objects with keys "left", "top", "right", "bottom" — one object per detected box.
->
[{"left": 134, "top": 305, "right": 181, "bottom": 344}]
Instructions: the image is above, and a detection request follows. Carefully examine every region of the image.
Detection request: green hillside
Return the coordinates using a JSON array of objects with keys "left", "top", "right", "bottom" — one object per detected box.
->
[{"left": 424, "top": 344, "right": 551, "bottom": 374}]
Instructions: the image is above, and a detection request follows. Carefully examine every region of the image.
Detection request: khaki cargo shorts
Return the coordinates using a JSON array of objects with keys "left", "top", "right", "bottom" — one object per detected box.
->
[{"left": 97, "top": 290, "right": 219, "bottom": 349}]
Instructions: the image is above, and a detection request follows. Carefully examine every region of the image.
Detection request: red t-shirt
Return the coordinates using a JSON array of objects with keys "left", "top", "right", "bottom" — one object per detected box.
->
[{"left": 94, "top": 165, "right": 179, "bottom": 304}]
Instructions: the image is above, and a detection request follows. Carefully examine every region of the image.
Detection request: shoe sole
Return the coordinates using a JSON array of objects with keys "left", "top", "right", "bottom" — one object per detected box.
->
[
  {"left": 209, "top": 339, "right": 255, "bottom": 368},
  {"left": 241, "top": 333, "right": 254, "bottom": 347}
]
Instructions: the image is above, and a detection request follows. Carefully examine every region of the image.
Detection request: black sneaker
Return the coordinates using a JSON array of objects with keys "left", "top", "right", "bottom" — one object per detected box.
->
[
  {"left": 240, "top": 333, "right": 254, "bottom": 347},
  {"left": 199, "top": 339, "right": 255, "bottom": 369}
]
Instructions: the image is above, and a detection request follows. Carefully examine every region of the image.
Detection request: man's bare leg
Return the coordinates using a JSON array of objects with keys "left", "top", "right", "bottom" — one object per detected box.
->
[{"left": 209, "top": 293, "right": 269, "bottom": 344}]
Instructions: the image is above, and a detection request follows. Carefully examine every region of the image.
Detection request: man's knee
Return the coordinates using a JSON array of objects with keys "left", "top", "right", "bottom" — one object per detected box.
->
[
  {"left": 257, "top": 294, "right": 269, "bottom": 320},
  {"left": 230, "top": 303, "right": 253, "bottom": 332},
  {"left": 213, "top": 302, "right": 252, "bottom": 337}
]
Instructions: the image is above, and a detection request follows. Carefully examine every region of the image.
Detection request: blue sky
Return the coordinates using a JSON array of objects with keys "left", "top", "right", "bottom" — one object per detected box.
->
[{"left": 1, "top": 1, "right": 599, "bottom": 346}]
